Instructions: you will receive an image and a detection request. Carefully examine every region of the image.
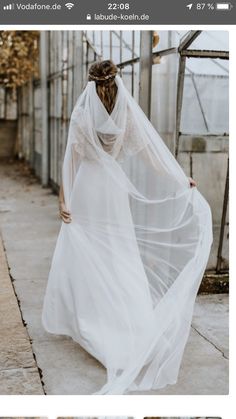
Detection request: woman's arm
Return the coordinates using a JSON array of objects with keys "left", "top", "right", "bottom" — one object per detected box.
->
[{"left": 59, "top": 184, "right": 72, "bottom": 223}]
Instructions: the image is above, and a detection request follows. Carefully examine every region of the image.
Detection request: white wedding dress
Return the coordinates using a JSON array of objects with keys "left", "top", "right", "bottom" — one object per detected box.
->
[{"left": 42, "top": 76, "right": 212, "bottom": 394}]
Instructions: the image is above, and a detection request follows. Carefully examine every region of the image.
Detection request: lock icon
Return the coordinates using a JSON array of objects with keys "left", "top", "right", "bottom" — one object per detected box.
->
[{"left": 86, "top": 13, "right": 91, "bottom": 20}]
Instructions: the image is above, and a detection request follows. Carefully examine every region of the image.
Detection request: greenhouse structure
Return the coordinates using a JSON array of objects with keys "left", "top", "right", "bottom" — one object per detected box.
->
[{"left": 0, "top": 30, "right": 229, "bottom": 281}]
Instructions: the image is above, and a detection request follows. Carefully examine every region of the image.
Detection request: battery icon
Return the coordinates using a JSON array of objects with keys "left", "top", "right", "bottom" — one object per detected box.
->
[{"left": 216, "top": 2, "right": 233, "bottom": 10}]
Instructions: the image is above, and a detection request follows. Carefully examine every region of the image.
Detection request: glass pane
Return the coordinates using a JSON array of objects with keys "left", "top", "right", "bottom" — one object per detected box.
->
[
  {"left": 151, "top": 51, "right": 179, "bottom": 152},
  {"left": 181, "top": 57, "right": 229, "bottom": 135},
  {"left": 187, "top": 30, "right": 229, "bottom": 51}
]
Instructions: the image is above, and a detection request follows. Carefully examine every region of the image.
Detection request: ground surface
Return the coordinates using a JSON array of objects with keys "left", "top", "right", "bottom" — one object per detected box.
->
[{"left": 0, "top": 161, "right": 229, "bottom": 395}]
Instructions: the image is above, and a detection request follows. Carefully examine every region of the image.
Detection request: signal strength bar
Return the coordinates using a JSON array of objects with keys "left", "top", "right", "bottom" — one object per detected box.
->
[{"left": 3, "top": 3, "right": 14, "bottom": 9}]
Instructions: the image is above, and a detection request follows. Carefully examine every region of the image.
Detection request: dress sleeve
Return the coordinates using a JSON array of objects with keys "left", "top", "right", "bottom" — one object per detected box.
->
[{"left": 69, "top": 109, "right": 86, "bottom": 159}]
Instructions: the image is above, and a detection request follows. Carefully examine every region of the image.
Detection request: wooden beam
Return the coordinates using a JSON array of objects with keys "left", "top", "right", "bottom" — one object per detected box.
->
[
  {"left": 117, "top": 46, "right": 229, "bottom": 72},
  {"left": 40, "top": 31, "right": 49, "bottom": 186},
  {"left": 216, "top": 158, "right": 229, "bottom": 273},
  {"left": 181, "top": 49, "right": 229, "bottom": 59},
  {"left": 139, "top": 31, "right": 153, "bottom": 119},
  {"left": 178, "top": 30, "right": 202, "bottom": 52},
  {"left": 73, "top": 31, "right": 84, "bottom": 101},
  {"left": 175, "top": 55, "right": 186, "bottom": 158},
  {"left": 117, "top": 47, "right": 177, "bottom": 69},
  {"left": 153, "top": 47, "right": 177, "bottom": 60}
]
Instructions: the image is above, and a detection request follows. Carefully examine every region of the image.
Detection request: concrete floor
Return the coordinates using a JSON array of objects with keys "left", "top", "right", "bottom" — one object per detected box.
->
[{"left": 0, "top": 161, "right": 229, "bottom": 395}]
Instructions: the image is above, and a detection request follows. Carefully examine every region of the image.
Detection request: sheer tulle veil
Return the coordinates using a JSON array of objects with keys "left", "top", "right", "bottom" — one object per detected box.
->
[{"left": 43, "top": 75, "right": 213, "bottom": 394}]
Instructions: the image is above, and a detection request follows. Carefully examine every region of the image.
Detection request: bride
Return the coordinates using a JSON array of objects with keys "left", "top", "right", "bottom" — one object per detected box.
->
[{"left": 42, "top": 60, "right": 212, "bottom": 395}]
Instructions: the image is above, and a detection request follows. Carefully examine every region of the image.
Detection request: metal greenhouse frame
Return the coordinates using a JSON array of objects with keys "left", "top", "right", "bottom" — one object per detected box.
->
[{"left": 2, "top": 30, "right": 229, "bottom": 281}]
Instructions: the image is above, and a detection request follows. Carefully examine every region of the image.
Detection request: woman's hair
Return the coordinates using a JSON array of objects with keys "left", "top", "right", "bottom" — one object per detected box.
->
[{"left": 88, "top": 60, "right": 118, "bottom": 114}]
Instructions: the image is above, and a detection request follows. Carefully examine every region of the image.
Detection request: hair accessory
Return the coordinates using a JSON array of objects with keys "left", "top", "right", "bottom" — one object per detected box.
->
[{"left": 89, "top": 72, "right": 117, "bottom": 81}]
